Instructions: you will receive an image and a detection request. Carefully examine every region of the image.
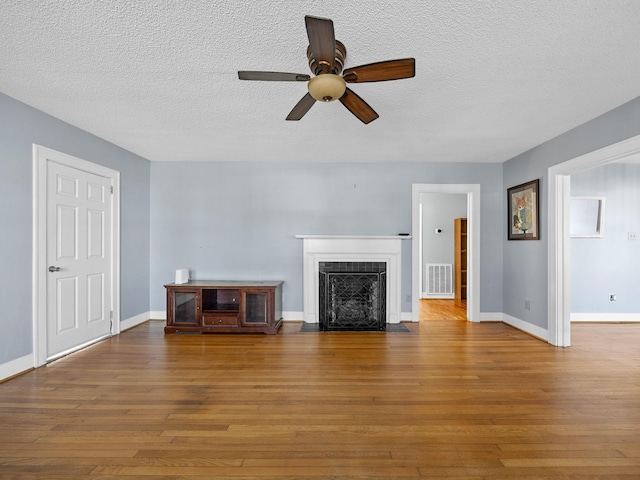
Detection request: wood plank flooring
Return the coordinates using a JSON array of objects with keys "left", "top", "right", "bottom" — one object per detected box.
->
[
  {"left": 419, "top": 299, "right": 467, "bottom": 321},
  {"left": 1, "top": 307, "right": 640, "bottom": 479}
]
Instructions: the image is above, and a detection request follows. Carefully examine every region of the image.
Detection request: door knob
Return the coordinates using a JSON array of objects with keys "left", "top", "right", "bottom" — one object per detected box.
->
[{"left": 48, "top": 266, "right": 61, "bottom": 272}]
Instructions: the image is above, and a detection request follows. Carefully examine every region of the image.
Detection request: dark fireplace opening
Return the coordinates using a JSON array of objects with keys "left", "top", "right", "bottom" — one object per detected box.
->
[{"left": 319, "top": 262, "right": 387, "bottom": 331}]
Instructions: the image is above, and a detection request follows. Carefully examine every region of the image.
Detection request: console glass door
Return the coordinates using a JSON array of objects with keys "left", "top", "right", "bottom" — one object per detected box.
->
[
  {"left": 173, "top": 291, "right": 198, "bottom": 325},
  {"left": 244, "top": 292, "right": 267, "bottom": 324}
]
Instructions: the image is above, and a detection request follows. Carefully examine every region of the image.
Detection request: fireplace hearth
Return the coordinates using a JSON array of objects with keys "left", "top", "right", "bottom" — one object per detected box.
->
[{"left": 319, "top": 262, "right": 387, "bottom": 331}]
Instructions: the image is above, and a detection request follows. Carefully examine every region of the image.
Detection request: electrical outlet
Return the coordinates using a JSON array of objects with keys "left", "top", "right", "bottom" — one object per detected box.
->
[
  {"left": 628, "top": 232, "right": 637, "bottom": 241},
  {"left": 609, "top": 294, "right": 617, "bottom": 302},
  {"left": 525, "top": 300, "right": 531, "bottom": 310}
]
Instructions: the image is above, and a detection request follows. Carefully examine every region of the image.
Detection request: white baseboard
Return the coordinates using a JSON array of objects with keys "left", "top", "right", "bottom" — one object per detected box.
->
[
  {"left": 571, "top": 313, "right": 640, "bottom": 322},
  {"left": 420, "top": 293, "right": 455, "bottom": 299},
  {"left": 401, "top": 312, "right": 414, "bottom": 322},
  {"left": 480, "top": 312, "right": 504, "bottom": 322},
  {"left": 149, "top": 310, "right": 167, "bottom": 321},
  {"left": 502, "top": 314, "right": 549, "bottom": 341},
  {"left": 283, "top": 311, "right": 303, "bottom": 321},
  {"left": 120, "top": 311, "right": 154, "bottom": 331},
  {"left": 0, "top": 354, "right": 33, "bottom": 383}
]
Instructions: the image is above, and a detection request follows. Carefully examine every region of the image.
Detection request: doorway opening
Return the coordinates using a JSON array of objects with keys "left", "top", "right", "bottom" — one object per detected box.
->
[
  {"left": 548, "top": 133, "right": 640, "bottom": 346},
  {"left": 418, "top": 192, "right": 467, "bottom": 321},
  {"left": 411, "top": 184, "right": 480, "bottom": 323}
]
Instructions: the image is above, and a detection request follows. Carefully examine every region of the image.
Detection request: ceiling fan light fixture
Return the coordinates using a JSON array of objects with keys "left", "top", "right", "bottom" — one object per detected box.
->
[
  {"left": 307, "top": 74, "right": 346, "bottom": 102},
  {"left": 238, "top": 16, "right": 415, "bottom": 123}
]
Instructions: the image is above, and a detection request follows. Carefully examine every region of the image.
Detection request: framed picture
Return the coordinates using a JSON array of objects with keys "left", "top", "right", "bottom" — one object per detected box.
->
[{"left": 507, "top": 179, "right": 539, "bottom": 240}]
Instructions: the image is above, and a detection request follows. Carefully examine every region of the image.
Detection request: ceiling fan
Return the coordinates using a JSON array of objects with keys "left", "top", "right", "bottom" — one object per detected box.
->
[{"left": 238, "top": 15, "right": 415, "bottom": 124}]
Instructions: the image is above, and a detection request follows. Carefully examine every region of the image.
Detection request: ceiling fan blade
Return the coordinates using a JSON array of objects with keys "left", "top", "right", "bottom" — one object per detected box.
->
[
  {"left": 238, "top": 71, "right": 310, "bottom": 82},
  {"left": 343, "top": 58, "right": 415, "bottom": 83},
  {"left": 305, "top": 15, "right": 335, "bottom": 72},
  {"left": 286, "top": 93, "right": 316, "bottom": 121},
  {"left": 339, "top": 88, "right": 379, "bottom": 124}
]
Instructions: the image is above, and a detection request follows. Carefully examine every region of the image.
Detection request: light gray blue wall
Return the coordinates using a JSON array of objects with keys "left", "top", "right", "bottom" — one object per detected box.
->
[
  {"left": 5, "top": 84, "right": 639, "bottom": 369},
  {"left": 504, "top": 95, "right": 640, "bottom": 329},
  {"left": 150, "top": 162, "right": 504, "bottom": 314},
  {"left": 0, "top": 93, "right": 151, "bottom": 365},
  {"left": 420, "top": 193, "right": 467, "bottom": 292},
  {"left": 570, "top": 163, "right": 640, "bottom": 313}
]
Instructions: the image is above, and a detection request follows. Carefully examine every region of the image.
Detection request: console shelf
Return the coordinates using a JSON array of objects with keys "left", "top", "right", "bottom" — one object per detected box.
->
[{"left": 164, "top": 281, "right": 283, "bottom": 334}]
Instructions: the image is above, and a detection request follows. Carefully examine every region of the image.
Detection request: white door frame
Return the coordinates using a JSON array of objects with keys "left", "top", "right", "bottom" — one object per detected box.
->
[
  {"left": 32, "top": 145, "right": 120, "bottom": 367},
  {"left": 412, "top": 184, "right": 481, "bottom": 322},
  {"left": 547, "top": 133, "right": 640, "bottom": 346}
]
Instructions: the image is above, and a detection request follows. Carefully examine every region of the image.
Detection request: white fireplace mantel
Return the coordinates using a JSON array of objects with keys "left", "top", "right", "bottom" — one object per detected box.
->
[{"left": 296, "top": 235, "right": 410, "bottom": 324}]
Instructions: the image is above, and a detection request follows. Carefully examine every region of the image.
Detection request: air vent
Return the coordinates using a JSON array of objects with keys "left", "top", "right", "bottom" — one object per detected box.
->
[{"left": 426, "top": 264, "right": 453, "bottom": 295}]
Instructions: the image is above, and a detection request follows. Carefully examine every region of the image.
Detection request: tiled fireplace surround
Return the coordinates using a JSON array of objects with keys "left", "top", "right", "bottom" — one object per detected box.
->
[{"left": 296, "top": 235, "right": 405, "bottom": 325}]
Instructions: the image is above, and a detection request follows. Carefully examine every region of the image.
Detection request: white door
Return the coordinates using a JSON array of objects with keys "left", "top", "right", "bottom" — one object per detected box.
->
[{"left": 46, "top": 161, "right": 112, "bottom": 359}]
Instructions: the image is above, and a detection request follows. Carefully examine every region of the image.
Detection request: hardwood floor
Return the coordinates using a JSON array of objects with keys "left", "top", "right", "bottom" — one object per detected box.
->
[
  {"left": 1, "top": 314, "right": 640, "bottom": 478},
  {"left": 419, "top": 299, "right": 467, "bottom": 321}
]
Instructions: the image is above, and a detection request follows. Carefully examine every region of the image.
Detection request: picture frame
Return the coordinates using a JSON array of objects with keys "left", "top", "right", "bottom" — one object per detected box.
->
[
  {"left": 570, "top": 196, "right": 605, "bottom": 238},
  {"left": 507, "top": 179, "right": 539, "bottom": 240}
]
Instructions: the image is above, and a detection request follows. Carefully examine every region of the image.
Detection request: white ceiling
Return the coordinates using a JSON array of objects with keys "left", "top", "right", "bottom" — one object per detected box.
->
[{"left": 3, "top": 1, "right": 640, "bottom": 163}]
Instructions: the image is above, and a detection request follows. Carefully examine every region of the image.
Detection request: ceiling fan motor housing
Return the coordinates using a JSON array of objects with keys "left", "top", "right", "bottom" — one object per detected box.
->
[
  {"left": 307, "top": 40, "right": 346, "bottom": 75},
  {"left": 306, "top": 40, "right": 348, "bottom": 102}
]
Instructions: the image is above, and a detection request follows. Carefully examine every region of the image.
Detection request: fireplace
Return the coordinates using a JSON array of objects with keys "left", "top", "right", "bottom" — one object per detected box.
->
[
  {"left": 296, "top": 235, "right": 408, "bottom": 325},
  {"left": 319, "top": 262, "right": 387, "bottom": 331}
]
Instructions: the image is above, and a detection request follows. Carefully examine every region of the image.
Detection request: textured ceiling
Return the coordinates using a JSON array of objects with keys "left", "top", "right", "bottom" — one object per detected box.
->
[{"left": 3, "top": 1, "right": 640, "bottom": 163}]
